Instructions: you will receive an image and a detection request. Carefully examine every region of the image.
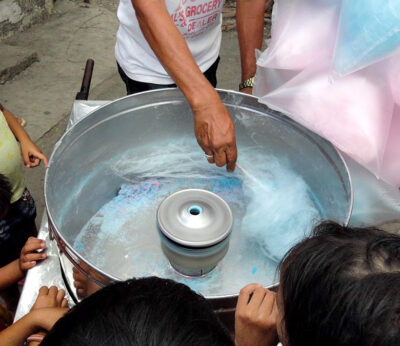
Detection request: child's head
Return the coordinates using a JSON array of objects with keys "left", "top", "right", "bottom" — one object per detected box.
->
[
  {"left": 0, "top": 173, "right": 12, "bottom": 220},
  {"left": 41, "top": 276, "right": 233, "bottom": 346},
  {"left": 278, "top": 221, "right": 400, "bottom": 346}
]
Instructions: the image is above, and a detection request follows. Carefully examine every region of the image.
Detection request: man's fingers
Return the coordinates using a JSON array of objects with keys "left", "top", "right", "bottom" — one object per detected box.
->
[
  {"left": 214, "top": 148, "right": 227, "bottom": 167},
  {"left": 226, "top": 144, "right": 237, "bottom": 172},
  {"left": 204, "top": 148, "right": 215, "bottom": 164},
  {"left": 198, "top": 134, "right": 215, "bottom": 164}
]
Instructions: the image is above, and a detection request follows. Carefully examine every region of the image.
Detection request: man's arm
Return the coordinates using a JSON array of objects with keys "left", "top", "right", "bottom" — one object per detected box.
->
[
  {"left": 131, "top": 0, "right": 237, "bottom": 171},
  {"left": 236, "top": 0, "right": 267, "bottom": 94}
]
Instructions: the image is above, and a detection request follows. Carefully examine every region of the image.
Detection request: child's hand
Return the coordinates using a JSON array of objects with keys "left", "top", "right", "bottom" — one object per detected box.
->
[
  {"left": 31, "top": 286, "right": 69, "bottom": 311},
  {"left": 30, "top": 307, "right": 69, "bottom": 331},
  {"left": 73, "top": 266, "right": 101, "bottom": 298},
  {"left": 19, "top": 237, "right": 47, "bottom": 272},
  {"left": 235, "top": 284, "right": 279, "bottom": 346},
  {"left": 20, "top": 138, "right": 48, "bottom": 168}
]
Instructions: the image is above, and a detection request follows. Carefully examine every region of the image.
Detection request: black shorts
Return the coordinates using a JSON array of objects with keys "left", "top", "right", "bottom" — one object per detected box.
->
[
  {"left": 0, "top": 189, "right": 37, "bottom": 267},
  {"left": 117, "top": 57, "right": 220, "bottom": 95}
]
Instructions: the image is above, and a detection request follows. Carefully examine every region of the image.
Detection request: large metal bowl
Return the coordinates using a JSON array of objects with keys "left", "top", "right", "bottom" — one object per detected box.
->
[{"left": 45, "top": 89, "right": 352, "bottom": 305}]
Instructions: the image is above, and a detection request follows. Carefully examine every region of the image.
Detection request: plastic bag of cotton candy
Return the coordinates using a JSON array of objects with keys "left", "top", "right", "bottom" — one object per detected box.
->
[
  {"left": 255, "top": 0, "right": 400, "bottom": 91},
  {"left": 254, "top": 0, "right": 341, "bottom": 95},
  {"left": 333, "top": 0, "right": 400, "bottom": 76},
  {"left": 254, "top": 0, "right": 400, "bottom": 189},
  {"left": 259, "top": 61, "right": 395, "bottom": 181}
]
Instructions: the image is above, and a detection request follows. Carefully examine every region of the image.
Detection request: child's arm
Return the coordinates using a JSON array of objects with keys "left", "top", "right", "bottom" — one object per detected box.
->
[
  {"left": 0, "top": 237, "right": 46, "bottom": 290},
  {"left": 0, "top": 286, "right": 69, "bottom": 346},
  {"left": 0, "top": 307, "right": 67, "bottom": 346},
  {"left": 0, "top": 259, "right": 24, "bottom": 291},
  {"left": 1, "top": 105, "right": 48, "bottom": 168}
]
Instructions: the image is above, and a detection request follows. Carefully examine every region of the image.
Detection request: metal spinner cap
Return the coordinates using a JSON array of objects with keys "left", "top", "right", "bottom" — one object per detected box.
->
[{"left": 157, "top": 189, "right": 233, "bottom": 248}]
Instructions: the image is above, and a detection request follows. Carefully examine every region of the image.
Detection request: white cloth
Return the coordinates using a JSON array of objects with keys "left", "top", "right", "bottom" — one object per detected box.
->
[{"left": 115, "top": 0, "right": 224, "bottom": 85}]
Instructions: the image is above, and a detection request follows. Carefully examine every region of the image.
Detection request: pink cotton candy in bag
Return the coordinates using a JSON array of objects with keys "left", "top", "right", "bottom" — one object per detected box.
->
[
  {"left": 381, "top": 107, "right": 400, "bottom": 189},
  {"left": 259, "top": 0, "right": 340, "bottom": 71},
  {"left": 254, "top": 47, "right": 300, "bottom": 95},
  {"left": 259, "top": 62, "right": 394, "bottom": 175},
  {"left": 387, "top": 53, "right": 400, "bottom": 106},
  {"left": 254, "top": 64, "right": 300, "bottom": 96}
]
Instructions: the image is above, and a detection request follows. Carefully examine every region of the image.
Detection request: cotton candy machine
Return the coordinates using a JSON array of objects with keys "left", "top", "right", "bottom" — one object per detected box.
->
[
  {"left": 158, "top": 189, "right": 233, "bottom": 276},
  {"left": 45, "top": 89, "right": 352, "bottom": 310}
]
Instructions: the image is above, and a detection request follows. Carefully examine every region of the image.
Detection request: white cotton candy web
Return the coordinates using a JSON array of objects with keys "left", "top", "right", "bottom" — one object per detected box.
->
[{"left": 73, "top": 138, "right": 323, "bottom": 296}]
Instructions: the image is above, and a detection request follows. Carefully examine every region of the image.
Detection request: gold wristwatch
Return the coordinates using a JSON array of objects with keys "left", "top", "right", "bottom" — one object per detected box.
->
[{"left": 239, "top": 76, "right": 255, "bottom": 91}]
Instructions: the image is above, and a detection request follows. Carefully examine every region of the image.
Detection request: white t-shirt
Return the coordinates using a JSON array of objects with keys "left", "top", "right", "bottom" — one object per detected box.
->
[{"left": 115, "top": 0, "right": 224, "bottom": 85}]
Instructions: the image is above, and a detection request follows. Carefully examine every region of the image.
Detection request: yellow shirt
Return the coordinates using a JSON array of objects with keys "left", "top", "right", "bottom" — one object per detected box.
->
[{"left": 0, "top": 110, "right": 25, "bottom": 203}]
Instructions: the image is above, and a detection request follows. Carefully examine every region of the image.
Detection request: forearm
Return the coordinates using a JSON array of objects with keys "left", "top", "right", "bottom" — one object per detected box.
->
[
  {"left": 0, "top": 312, "right": 40, "bottom": 346},
  {"left": 236, "top": 0, "right": 266, "bottom": 81},
  {"left": 2, "top": 106, "right": 31, "bottom": 144},
  {"left": 0, "top": 260, "right": 24, "bottom": 291},
  {"left": 131, "top": 0, "right": 220, "bottom": 109}
]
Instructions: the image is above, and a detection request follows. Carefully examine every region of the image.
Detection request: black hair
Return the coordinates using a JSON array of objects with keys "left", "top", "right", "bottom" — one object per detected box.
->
[
  {"left": 279, "top": 221, "right": 400, "bottom": 346},
  {"left": 0, "top": 173, "right": 12, "bottom": 218},
  {"left": 41, "top": 276, "right": 233, "bottom": 346}
]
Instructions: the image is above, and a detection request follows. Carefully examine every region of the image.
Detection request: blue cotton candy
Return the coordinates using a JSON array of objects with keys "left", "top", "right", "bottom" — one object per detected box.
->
[
  {"left": 239, "top": 157, "right": 321, "bottom": 261},
  {"left": 73, "top": 139, "right": 322, "bottom": 295},
  {"left": 334, "top": 0, "right": 400, "bottom": 75}
]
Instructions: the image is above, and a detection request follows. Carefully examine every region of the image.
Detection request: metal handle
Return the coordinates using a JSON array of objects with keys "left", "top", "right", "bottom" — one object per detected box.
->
[{"left": 75, "top": 59, "right": 95, "bottom": 100}]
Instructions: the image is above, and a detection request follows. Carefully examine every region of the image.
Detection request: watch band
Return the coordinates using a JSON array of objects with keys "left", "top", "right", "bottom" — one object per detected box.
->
[{"left": 239, "top": 76, "right": 255, "bottom": 91}]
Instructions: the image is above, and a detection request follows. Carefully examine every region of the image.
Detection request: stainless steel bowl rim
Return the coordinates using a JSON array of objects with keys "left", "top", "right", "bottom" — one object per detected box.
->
[{"left": 44, "top": 88, "right": 354, "bottom": 299}]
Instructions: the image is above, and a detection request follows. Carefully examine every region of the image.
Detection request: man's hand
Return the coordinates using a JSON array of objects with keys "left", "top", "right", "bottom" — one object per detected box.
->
[
  {"left": 130, "top": 1, "right": 238, "bottom": 172},
  {"left": 235, "top": 283, "right": 279, "bottom": 346},
  {"left": 31, "top": 286, "right": 69, "bottom": 311},
  {"left": 19, "top": 237, "right": 46, "bottom": 272},
  {"left": 240, "top": 87, "right": 253, "bottom": 95},
  {"left": 20, "top": 138, "right": 48, "bottom": 168},
  {"left": 193, "top": 99, "right": 237, "bottom": 172}
]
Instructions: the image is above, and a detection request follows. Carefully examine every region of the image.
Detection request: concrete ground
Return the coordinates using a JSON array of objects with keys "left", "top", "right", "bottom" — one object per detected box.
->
[{"left": 0, "top": 0, "right": 249, "bottom": 225}]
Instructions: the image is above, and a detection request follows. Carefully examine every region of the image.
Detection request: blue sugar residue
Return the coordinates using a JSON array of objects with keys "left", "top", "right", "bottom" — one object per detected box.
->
[{"left": 72, "top": 139, "right": 325, "bottom": 296}]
